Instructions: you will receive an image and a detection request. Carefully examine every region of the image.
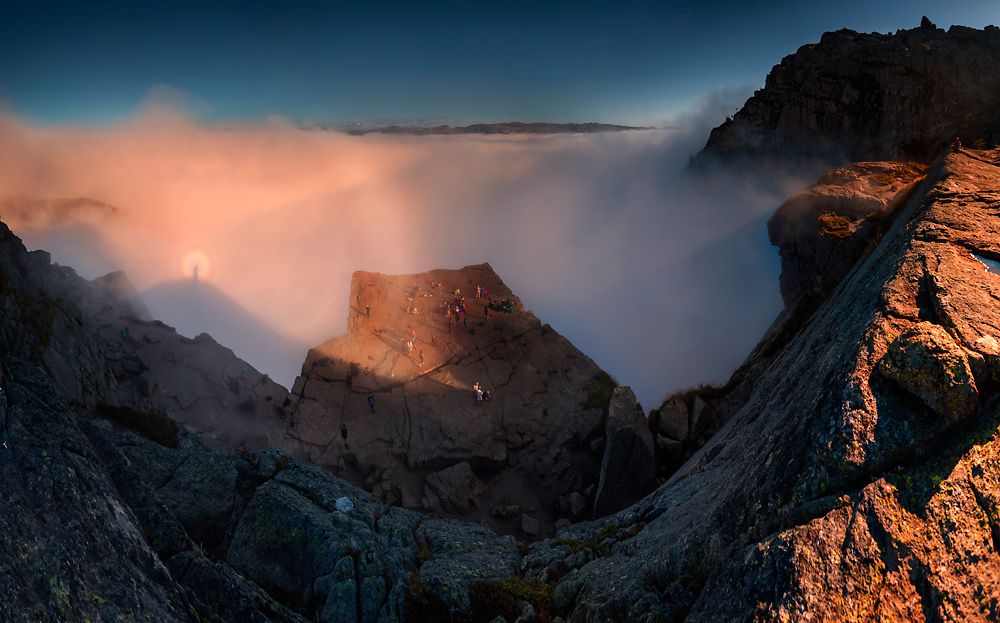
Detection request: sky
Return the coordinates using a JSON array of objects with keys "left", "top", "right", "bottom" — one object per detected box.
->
[
  {"left": 3, "top": 1, "right": 1000, "bottom": 128},
  {"left": 3, "top": 2, "right": 1000, "bottom": 409}
]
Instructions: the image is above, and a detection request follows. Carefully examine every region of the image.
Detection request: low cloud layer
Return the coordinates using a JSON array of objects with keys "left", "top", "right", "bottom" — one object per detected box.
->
[{"left": 0, "top": 93, "right": 808, "bottom": 408}]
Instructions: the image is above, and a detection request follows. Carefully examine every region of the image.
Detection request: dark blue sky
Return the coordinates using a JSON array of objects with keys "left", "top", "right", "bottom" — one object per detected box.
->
[{"left": 2, "top": 1, "right": 999, "bottom": 126}]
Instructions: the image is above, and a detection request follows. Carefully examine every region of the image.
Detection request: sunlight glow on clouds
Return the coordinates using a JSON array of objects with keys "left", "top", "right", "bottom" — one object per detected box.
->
[{"left": 0, "top": 92, "right": 803, "bottom": 406}]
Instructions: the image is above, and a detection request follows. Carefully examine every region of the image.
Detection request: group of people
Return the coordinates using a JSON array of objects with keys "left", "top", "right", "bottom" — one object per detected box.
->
[
  {"left": 488, "top": 298, "right": 516, "bottom": 314},
  {"left": 401, "top": 331, "right": 419, "bottom": 353},
  {"left": 473, "top": 382, "right": 491, "bottom": 406},
  {"left": 441, "top": 296, "right": 469, "bottom": 332}
]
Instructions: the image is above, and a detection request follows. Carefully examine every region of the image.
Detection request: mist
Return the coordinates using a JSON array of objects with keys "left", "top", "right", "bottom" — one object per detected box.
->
[{"left": 0, "top": 93, "right": 808, "bottom": 409}]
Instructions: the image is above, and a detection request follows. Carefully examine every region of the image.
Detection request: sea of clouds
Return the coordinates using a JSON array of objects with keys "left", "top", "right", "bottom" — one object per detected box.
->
[{"left": 0, "top": 90, "right": 814, "bottom": 408}]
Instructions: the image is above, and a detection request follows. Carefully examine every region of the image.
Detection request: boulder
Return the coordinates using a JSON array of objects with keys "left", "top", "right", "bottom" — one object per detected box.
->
[
  {"left": 656, "top": 399, "right": 689, "bottom": 440},
  {"left": 655, "top": 433, "right": 683, "bottom": 461},
  {"left": 138, "top": 370, "right": 157, "bottom": 396},
  {"left": 592, "top": 387, "right": 655, "bottom": 519},
  {"left": 521, "top": 513, "right": 540, "bottom": 537},
  {"left": 765, "top": 163, "right": 925, "bottom": 305},
  {"left": 879, "top": 321, "right": 979, "bottom": 421},
  {"left": 690, "top": 396, "right": 711, "bottom": 438},
  {"left": 423, "top": 462, "right": 488, "bottom": 515}
]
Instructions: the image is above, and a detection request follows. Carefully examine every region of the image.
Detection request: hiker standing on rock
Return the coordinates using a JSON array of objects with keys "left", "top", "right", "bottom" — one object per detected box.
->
[
  {"left": 341, "top": 424, "right": 349, "bottom": 448},
  {"left": 368, "top": 395, "right": 375, "bottom": 412},
  {"left": 431, "top": 333, "right": 437, "bottom": 346},
  {"left": 418, "top": 351, "right": 424, "bottom": 366}
]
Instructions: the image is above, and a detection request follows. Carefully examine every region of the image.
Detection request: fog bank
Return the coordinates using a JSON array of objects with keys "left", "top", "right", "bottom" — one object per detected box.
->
[{"left": 0, "top": 98, "right": 808, "bottom": 408}]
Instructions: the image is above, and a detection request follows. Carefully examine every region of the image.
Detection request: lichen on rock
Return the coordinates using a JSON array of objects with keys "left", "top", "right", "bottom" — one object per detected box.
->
[{"left": 879, "top": 321, "right": 979, "bottom": 421}]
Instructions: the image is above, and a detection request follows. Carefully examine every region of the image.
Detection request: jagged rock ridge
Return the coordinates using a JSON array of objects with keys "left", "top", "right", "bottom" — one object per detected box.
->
[
  {"left": 321, "top": 121, "right": 653, "bottom": 136},
  {"left": 6, "top": 149, "right": 1000, "bottom": 621},
  {"left": 693, "top": 20, "right": 1000, "bottom": 167}
]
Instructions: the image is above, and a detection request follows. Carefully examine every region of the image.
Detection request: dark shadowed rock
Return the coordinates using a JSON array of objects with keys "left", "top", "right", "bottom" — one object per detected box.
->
[
  {"left": 423, "top": 461, "right": 488, "bottom": 514},
  {"left": 593, "top": 387, "right": 655, "bottom": 519},
  {"left": 656, "top": 398, "right": 689, "bottom": 440},
  {"left": 694, "top": 23, "right": 1000, "bottom": 168}
]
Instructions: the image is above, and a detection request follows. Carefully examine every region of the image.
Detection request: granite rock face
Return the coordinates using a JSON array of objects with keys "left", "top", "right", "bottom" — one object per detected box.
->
[
  {"left": 277, "top": 263, "right": 607, "bottom": 537},
  {"left": 768, "top": 161, "right": 927, "bottom": 305},
  {"left": 694, "top": 21, "right": 1000, "bottom": 168},
  {"left": 422, "top": 461, "right": 488, "bottom": 515},
  {"left": 879, "top": 321, "right": 979, "bottom": 421},
  {"left": 522, "top": 149, "right": 1000, "bottom": 622},
  {"left": 593, "top": 386, "right": 655, "bottom": 518}
]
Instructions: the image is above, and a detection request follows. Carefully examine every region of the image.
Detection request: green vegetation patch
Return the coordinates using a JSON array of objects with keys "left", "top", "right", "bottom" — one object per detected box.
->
[
  {"left": 585, "top": 370, "right": 618, "bottom": 415},
  {"left": 416, "top": 542, "right": 434, "bottom": 566},
  {"left": 500, "top": 577, "right": 553, "bottom": 620},
  {"left": 403, "top": 571, "right": 453, "bottom": 623},
  {"left": 818, "top": 212, "right": 853, "bottom": 240},
  {"left": 468, "top": 581, "right": 522, "bottom": 623},
  {"left": 94, "top": 401, "right": 179, "bottom": 448},
  {"left": 551, "top": 521, "right": 643, "bottom": 560},
  {"left": 658, "top": 383, "right": 727, "bottom": 411}
]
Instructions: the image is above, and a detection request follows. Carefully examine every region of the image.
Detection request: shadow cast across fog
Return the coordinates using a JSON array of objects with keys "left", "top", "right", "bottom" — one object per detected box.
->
[
  {"left": 138, "top": 279, "right": 313, "bottom": 388},
  {"left": 0, "top": 91, "right": 824, "bottom": 406}
]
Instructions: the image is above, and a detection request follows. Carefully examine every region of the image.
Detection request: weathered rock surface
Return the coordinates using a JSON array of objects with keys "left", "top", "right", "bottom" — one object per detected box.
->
[
  {"left": 513, "top": 148, "right": 1000, "bottom": 622},
  {"left": 278, "top": 264, "right": 607, "bottom": 536},
  {"left": 593, "top": 386, "right": 655, "bottom": 518},
  {"left": 657, "top": 398, "right": 689, "bottom": 441},
  {"left": 879, "top": 320, "right": 979, "bottom": 421},
  {"left": 0, "top": 357, "right": 192, "bottom": 622},
  {"left": 768, "top": 161, "right": 928, "bottom": 305},
  {"left": 694, "top": 21, "right": 1000, "bottom": 168},
  {"left": 11, "top": 47, "right": 1000, "bottom": 619},
  {"left": 423, "top": 461, "right": 488, "bottom": 515}
]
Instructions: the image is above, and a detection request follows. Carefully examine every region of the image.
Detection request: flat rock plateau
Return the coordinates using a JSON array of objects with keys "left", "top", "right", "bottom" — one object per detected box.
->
[{"left": 9, "top": 19, "right": 1000, "bottom": 623}]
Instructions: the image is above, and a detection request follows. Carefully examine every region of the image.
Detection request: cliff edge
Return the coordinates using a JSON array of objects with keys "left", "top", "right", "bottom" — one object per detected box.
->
[{"left": 692, "top": 20, "right": 1000, "bottom": 169}]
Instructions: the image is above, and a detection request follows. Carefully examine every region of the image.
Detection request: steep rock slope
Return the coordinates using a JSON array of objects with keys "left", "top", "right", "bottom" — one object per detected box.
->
[
  {"left": 768, "top": 160, "right": 928, "bottom": 306},
  {"left": 694, "top": 20, "right": 1000, "bottom": 168},
  {"left": 522, "top": 148, "right": 1000, "bottom": 622},
  {"left": 277, "top": 265, "right": 609, "bottom": 538}
]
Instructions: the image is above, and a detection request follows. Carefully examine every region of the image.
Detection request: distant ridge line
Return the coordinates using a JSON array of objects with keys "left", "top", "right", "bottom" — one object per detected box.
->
[{"left": 305, "top": 121, "right": 655, "bottom": 136}]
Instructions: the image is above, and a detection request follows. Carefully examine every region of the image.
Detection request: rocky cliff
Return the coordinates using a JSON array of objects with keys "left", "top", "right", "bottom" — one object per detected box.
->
[
  {"left": 274, "top": 264, "right": 611, "bottom": 539},
  {"left": 693, "top": 19, "right": 1000, "bottom": 168},
  {"left": 7, "top": 149, "right": 1000, "bottom": 621}
]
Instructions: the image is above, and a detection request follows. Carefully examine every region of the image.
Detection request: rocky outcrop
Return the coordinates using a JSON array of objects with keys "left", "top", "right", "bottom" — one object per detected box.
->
[
  {"left": 512, "top": 148, "right": 1000, "bottom": 622},
  {"left": 10, "top": 74, "right": 1000, "bottom": 621},
  {"left": 768, "top": 161, "right": 927, "bottom": 305},
  {"left": 278, "top": 264, "right": 607, "bottom": 538},
  {"left": 693, "top": 21, "right": 1000, "bottom": 168},
  {"left": 593, "top": 387, "right": 655, "bottom": 518},
  {"left": 423, "top": 461, "right": 488, "bottom": 515}
]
